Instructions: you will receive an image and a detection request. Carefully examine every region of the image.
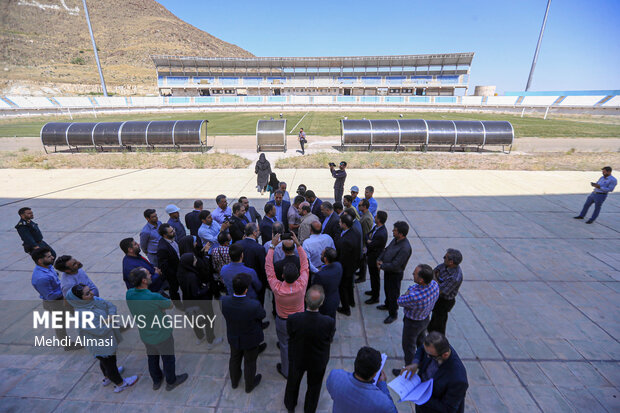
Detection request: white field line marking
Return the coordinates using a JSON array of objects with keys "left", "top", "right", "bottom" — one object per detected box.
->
[{"left": 289, "top": 111, "right": 309, "bottom": 134}]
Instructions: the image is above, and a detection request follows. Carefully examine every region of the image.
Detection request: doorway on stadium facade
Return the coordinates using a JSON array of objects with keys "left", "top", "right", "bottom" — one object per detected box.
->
[{"left": 343, "top": 88, "right": 351, "bottom": 96}]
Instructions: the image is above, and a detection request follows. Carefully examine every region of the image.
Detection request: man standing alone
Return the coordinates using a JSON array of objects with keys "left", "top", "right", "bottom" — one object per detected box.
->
[
  {"left": 16, "top": 207, "right": 56, "bottom": 258},
  {"left": 330, "top": 161, "right": 347, "bottom": 204},
  {"left": 574, "top": 166, "right": 616, "bottom": 224},
  {"left": 298, "top": 128, "right": 307, "bottom": 154}
]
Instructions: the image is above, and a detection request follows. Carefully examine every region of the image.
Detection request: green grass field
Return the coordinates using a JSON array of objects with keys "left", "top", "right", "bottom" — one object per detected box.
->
[{"left": 0, "top": 111, "right": 619, "bottom": 138}]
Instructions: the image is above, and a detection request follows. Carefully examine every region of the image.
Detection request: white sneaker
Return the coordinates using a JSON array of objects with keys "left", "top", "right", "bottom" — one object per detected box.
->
[
  {"left": 114, "top": 375, "right": 138, "bottom": 393},
  {"left": 102, "top": 366, "right": 125, "bottom": 386}
]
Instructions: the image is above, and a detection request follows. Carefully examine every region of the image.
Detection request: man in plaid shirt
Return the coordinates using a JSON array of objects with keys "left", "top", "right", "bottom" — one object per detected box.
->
[
  {"left": 393, "top": 264, "right": 439, "bottom": 376},
  {"left": 428, "top": 248, "right": 464, "bottom": 335},
  {"left": 211, "top": 232, "right": 232, "bottom": 274}
]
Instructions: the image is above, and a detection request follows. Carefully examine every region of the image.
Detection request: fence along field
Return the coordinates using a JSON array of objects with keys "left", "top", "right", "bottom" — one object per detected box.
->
[{"left": 0, "top": 111, "right": 619, "bottom": 139}]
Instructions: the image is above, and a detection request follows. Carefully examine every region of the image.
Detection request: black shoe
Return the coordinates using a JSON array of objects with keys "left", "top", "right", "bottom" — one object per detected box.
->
[
  {"left": 573, "top": 216, "right": 584, "bottom": 219},
  {"left": 392, "top": 368, "right": 402, "bottom": 377},
  {"left": 364, "top": 291, "right": 374, "bottom": 296},
  {"left": 354, "top": 277, "right": 366, "bottom": 284},
  {"left": 165, "top": 373, "right": 188, "bottom": 391},
  {"left": 231, "top": 380, "right": 239, "bottom": 389},
  {"left": 376, "top": 304, "right": 388, "bottom": 311},
  {"left": 246, "top": 374, "right": 262, "bottom": 393},
  {"left": 276, "top": 363, "right": 287, "bottom": 380},
  {"left": 350, "top": 301, "right": 356, "bottom": 308},
  {"left": 365, "top": 298, "right": 379, "bottom": 305},
  {"left": 383, "top": 316, "right": 397, "bottom": 324},
  {"left": 153, "top": 380, "right": 163, "bottom": 391},
  {"left": 262, "top": 321, "right": 270, "bottom": 329},
  {"left": 337, "top": 307, "right": 351, "bottom": 316},
  {"left": 586, "top": 220, "right": 594, "bottom": 224},
  {"left": 258, "top": 343, "right": 267, "bottom": 354}
]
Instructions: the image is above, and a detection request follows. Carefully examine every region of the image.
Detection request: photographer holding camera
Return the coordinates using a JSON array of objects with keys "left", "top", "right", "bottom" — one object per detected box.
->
[{"left": 330, "top": 161, "right": 347, "bottom": 204}]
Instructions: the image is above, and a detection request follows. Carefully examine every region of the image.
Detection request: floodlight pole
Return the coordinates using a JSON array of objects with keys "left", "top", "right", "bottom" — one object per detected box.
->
[
  {"left": 82, "top": 0, "right": 108, "bottom": 96},
  {"left": 525, "top": 0, "right": 551, "bottom": 91}
]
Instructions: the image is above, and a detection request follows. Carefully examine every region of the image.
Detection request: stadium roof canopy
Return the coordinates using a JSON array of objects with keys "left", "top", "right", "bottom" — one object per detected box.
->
[{"left": 151, "top": 53, "right": 474, "bottom": 76}]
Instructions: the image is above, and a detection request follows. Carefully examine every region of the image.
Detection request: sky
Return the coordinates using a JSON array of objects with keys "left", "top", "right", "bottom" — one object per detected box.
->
[{"left": 157, "top": 0, "right": 620, "bottom": 94}]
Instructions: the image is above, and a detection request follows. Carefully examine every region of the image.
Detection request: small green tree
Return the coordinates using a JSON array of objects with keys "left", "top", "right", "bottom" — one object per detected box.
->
[{"left": 70, "top": 56, "right": 86, "bottom": 65}]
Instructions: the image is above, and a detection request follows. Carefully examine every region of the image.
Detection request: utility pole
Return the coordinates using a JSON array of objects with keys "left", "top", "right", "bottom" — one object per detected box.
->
[
  {"left": 82, "top": 0, "right": 108, "bottom": 96},
  {"left": 525, "top": 0, "right": 552, "bottom": 91}
]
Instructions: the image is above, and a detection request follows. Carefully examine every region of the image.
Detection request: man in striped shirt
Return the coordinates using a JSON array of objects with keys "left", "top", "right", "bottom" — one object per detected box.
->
[{"left": 393, "top": 264, "right": 439, "bottom": 376}]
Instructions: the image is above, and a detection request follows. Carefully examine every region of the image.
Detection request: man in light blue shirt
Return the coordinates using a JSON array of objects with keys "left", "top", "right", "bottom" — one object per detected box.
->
[
  {"left": 350, "top": 186, "right": 362, "bottom": 209},
  {"left": 212, "top": 195, "right": 232, "bottom": 225},
  {"left": 198, "top": 210, "right": 229, "bottom": 251},
  {"left": 140, "top": 208, "right": 162, "bottom": 266},
  {"left": 269, "top": 182, "right": 291, "bottom": 203},
  {"left": 360, "top": 186, "right": 378, "bottom": 217},
  {"left": 327, "top": 346, "right": 396, "bottom": 413},
  {"left": 54, "top": 255, "right": 100, "bottom": 297},
  {"left": 220, "top": 244, "right": 263, "bottom": 301},
  {"left": 165, "top": 204, "right": 186, "bottom": 242},
  {"left": 303, "top": 221, "right": 335, "bottom": 273},
  {"left": 575, "top": 166, "right": 617, "bottom": 224},
  {"left": 30, "top": 247, "right": 82, "bottom": 350}
]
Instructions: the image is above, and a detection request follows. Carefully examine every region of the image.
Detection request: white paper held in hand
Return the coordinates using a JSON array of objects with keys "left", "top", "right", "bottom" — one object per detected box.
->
[
  {"left": 372, "top": 353, "right": 388, "bottom": 385},
  {"left": 388, "top": 373, "right": 433, "bottom": 404}
]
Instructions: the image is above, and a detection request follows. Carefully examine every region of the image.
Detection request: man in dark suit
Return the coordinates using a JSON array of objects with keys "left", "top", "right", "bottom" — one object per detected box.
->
[
  {"left": 311, "top": 247, "right": 342, "bottom": 318},
  {"left": 221, "top": 274, "right": 268, "bottom": 393},
  {"left": 156, "top": 223, "right": 181, "bottom": 303},
  {"left": 364, "top": 210, "right": 389, "bottom": 304},
  {"left": 304, "top": 190, "right": 324, "bottom": 222},
  {"left": 229, "top": 202, "right": 247, "bottom": 243},
  {"left": 284, "top": 285, "right": 336, "bottom": 413},
  {"left": 184, "top": 200, "right": 203, "bottom": 236},
  {"left": 320, "top": 202, "right": 341, "bottom": 243},
  {"left": 260, "top": 203, "right": 277, "bottom": 245},
  {"left": 239, "top": 196, "right": 261, "bottom": 225},
  {"left": 274, "top": 239, "right": 301, "bottom": 280},
  {"left": 267, "top": 190, "right": 290, "bottom": 230},
  {"left": 237, "top": 223, "right": 268, "bottom": 307},
  {"left": 335, "top": 214, "right": 361, "bottom": 316},
  {"left": 400, "top": 332, "right": 468, "bottom": 413}
]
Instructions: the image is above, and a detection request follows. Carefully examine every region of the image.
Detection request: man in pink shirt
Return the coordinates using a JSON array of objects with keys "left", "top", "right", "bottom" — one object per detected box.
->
[{"left": 266, "top": 232, "right": 309, "bottom": 380}]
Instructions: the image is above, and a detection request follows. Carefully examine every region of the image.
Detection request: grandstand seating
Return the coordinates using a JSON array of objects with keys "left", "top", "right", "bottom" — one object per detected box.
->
[
  {"left": 94, "top": 97, "right": 128, "bottom": 107},
  {"left": 559, "top": 95, "right": 606, "bottom": 106},
  {"left": 461, "top": 96, "right": 483, "bottom": 105},
  {"left": 6, "top": 96, "right": 56, "bottom": 108},
  {"left": 521, "top": 96, "right": 559, "bottom": 106},
  {"left": 54, "top": 97, "right": 93, "bottom": 107},
  {"left": 129, "top": 97, "right": 164, "bottom": 106},
  {"left": 219, "top": 77, "right": 239, "bottom": 86},
  {"left": 486, "top": 96, "right": 518, "bottom": 105}
]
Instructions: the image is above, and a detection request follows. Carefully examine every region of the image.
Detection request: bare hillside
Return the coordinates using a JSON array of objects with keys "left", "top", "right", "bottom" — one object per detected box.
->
[{"left": 0, "top": 0, "right": 254, "bottom": 95}]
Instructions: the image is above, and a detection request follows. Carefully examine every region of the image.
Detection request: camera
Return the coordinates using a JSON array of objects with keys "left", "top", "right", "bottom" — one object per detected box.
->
[
  {"left": 281, "top": 232, "right": 293, "bottom": 240},
  {"left": 328, "top": 162, "right": 336, "bottom": 167}
]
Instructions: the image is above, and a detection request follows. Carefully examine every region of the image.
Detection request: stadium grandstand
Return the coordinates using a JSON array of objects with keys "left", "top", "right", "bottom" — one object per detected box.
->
[{"left": 150, "top": 54, "right": 473, "bottom": 97}]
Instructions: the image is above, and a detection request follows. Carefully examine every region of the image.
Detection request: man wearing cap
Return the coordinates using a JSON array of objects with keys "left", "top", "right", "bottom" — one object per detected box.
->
[
  {"left": 574, "top": 166, "right": 617, "bottom": 224},
  {"left": 330, "top": 161, "right": 347, "bottom": 204},
  {"left": 166, "top": 204, "right": 186, "bottom": 242},
  {"left": 350, "top": 186, "right": 362, "bottom": 210}
]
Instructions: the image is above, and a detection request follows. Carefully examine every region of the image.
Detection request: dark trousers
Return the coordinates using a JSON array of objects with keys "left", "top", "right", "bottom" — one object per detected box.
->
[
  {"left": 97, "top": 355, "right": 123, "bottom": 385},
  {"left": 26, "top": 241, "right": 56, "bottom": 259},
  {"left": 334, "top": 186, "right": 344, "bottom": 204},
  {"left": 427, "top": 297, "right": 456, "bottom": 335},
  {"left": 402, "top": 317, "right": 430, "bottom": 365},
  {"left": 300, "top": 140, "right": 305, "bottom": 154},
  {"left": 229, "top": 344, "right": 260, "bottom": 391},
  {"left": 338, "top": 267, "right": 355, "bottom": 311},
  {"left": 579, "top": 192, "right": 607, "bottom": 221},
  {"left": 284, "top": 365, "right": 327, "bottom": 413},
  {"left": 356, "top": 254, "right": 367, "bottom": 279},
  {"left": 384, "top": 271, "right": 403, "bottom": 318},
  {"left": 367, "top": 254, "right": 381, "bottom": 299},
  {"left": 187, "top": 302, "right": 216, "bottom": 343},
  {"left": 144, "top": 334, "right": 177, "bottom": 385},
  {"left": 42, "top": 298, "right": 69, "bottom": 343},
  {"left": 165, "top": 271, "right": 181, "bottom": 302}
]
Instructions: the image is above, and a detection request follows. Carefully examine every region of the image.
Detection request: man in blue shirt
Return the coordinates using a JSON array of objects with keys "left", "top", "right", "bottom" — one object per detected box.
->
[
  {"left": 212, "top": 194, "right": 232, "bottom": 225},
  {"left": 54, "top": 255, "right": 100, "bottom": 298},
  {"left": 327, "top": 346, "right": 397, "bottom": 413},
  {"left": 220, "top": 244, "right": 263, "bottom": 301},
  {"left": 30, "top": 248, "right": 82, "bottom": 351},
  {"left": 165, "top": 204, "right": 186, "bottom": 242},
  {"left": 120, "top": 238, "right": 165, "bottom": 293},
  {"left": 140, "top": 209, "right": 161, "bottom": 266},
  {"left": 575, "top": 166, "right": 617, "bottom": 224},
  {"left": 350, "top": 186, "right": 362, "bottom": 209},
  {"left": 360, "top": 186, "right": 378, "bottom": 217},
  {"left": 198, "top": 210, "right": 229, "bottom": 251}
]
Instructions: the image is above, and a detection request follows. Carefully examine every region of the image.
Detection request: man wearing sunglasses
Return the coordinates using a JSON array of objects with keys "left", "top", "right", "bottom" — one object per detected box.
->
[{"left": 400, "top": 332, "right": 468, "bottom": 413}]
